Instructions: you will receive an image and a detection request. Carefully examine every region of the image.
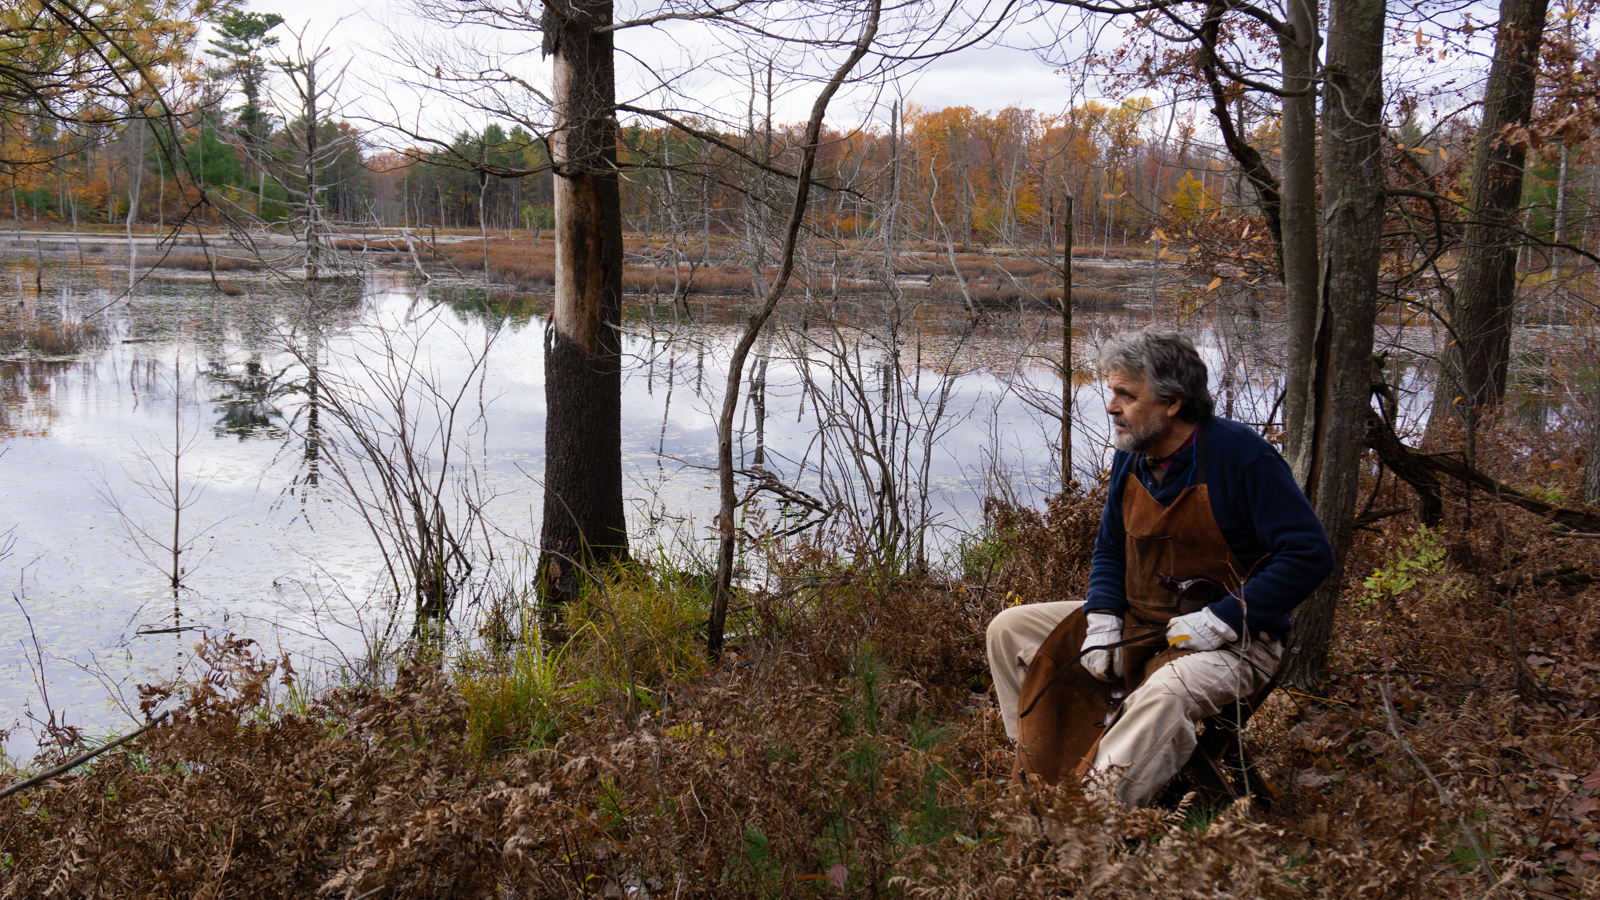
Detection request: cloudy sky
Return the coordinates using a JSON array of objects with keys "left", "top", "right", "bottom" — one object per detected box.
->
[
  {"left": 235, "top": 0, "right": 1114, "bottom": 143},
  {"left": 232, "top": 0, "right": 1507, "bottom": 154}
]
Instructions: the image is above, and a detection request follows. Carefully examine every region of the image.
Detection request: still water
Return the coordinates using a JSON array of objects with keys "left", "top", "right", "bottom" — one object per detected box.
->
[
  {"left": 0, "top": 247, "right": 1434, "bottom": 753},
  {"left": 0, "top": 254, "right": 1116, "bottom": 749}
]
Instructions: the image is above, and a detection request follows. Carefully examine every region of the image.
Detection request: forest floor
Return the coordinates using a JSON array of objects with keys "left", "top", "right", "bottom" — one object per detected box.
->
[{"left": 1, "top": 414, "right": 1596, "bottom": 898}]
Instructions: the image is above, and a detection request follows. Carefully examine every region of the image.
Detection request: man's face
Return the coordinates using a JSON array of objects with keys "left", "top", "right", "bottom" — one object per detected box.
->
[{"left": 1106, "top": 369, "right": 1182, "bottom": 453}]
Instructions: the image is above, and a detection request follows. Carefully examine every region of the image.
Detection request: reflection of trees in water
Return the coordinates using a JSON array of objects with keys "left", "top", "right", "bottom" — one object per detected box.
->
[
  {"left": 266, "top": 280, "right": 499, "bottom": 630},
  {"left": 194, "top": 282, "right": 367, "bottom": 453},
  {"left": 206, "top": 357, "right": 293, "bottom": 438},
  {"left": 0, "top": 358, "right": 75, "bottom": 438},
  {"left": 278, "top": 283, "right": 367, "bottom": 496}
]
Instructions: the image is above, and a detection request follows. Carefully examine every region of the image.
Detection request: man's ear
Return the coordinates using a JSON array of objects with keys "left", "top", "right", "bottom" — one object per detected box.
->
[{"left": 1165, "top": 396, "right": 1184, "bottom": 420}]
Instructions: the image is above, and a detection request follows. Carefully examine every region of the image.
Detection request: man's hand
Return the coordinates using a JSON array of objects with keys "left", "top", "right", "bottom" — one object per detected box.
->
[
  {"left": 1081, "top": 613, "right": 1124, "bottom": 681},
  {"left": 1165, "top": 607, "right": 1239, "bottom": 651}
]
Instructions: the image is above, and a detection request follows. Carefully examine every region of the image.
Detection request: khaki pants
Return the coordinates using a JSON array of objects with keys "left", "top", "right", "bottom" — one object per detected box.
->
[{"left": 986, "top": 600, "right": 1283, "bottom": 808}]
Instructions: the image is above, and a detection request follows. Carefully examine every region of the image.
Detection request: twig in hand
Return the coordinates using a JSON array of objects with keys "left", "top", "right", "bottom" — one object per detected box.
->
[{"left": 0, "top": 710, "right": 170, "bottom": 800}]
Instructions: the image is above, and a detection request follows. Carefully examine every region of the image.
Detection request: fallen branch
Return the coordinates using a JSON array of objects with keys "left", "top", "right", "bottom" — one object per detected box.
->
[
  {"left": 1362, "top": 410, "right": 1442, "bottom": 526},
  {"left": 1362, "top": 410, "right": 1600, "bottom": 533},
  {"left": 0, "top": 710, "right": 170, "bottom": 800},
  {"left": 736, "top": 466, "right": 833, "bottom": 537},
  {"left": 1493, "top": 572, "right": 1597, "bottom": 593},
  {"left": 1353, "top": 506, "right": 1413, "bottom": 528}
]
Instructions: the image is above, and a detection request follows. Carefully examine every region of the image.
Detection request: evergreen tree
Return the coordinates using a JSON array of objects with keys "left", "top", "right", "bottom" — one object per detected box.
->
[{"left": 207, "top": 11, "right": 285, "bottom": 146}]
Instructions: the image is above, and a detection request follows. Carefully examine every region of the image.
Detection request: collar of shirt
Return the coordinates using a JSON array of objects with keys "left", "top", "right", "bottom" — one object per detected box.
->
[{"left": 1141, "top": 428, "right": 1197, "bottom": 485}]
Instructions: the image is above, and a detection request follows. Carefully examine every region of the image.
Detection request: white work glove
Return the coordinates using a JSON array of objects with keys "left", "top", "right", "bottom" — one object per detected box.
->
[
  {"left": 1165, "top": 607, "right": 1240, "bottom": 652},
  {"left": 1080, "top": 613, "right": 1124, "bottom": 682}
]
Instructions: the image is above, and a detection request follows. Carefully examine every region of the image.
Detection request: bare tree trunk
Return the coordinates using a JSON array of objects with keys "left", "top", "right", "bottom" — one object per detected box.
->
[
  {"left": 1279, "top": 0, "right": 1322, "bottom": 476},
  {"left": 538, "top": 0, "right": 629, "bottom": 603},
  {"left": 1061, "top": 194, "right": 1073, "bottom": 489},
  {"left": 1285, "top": 0, "right": 1387, "bottom": 691},
  {"left": 303, "top": 55, "right": 322, "bottom": 282},
  {"left": 1586, "top": 384, "right": 1600, "bottom": 506},
  {"left": 708, "top": 0, "right": 881, "bottom": 660},
  {"left": 1547, "top": 141, "right": 1567, "bottom": 258},
  {"left": 1195, "top": 0, "right": 1320, "bottom": 472},
  {"left": 1427, "top": 0, "right": 1550, "bottom": 439},
  {"left": 701, "top": 142, "right": 712, "bottom": 266},
  {"left": 127, "top": 122, "right": 145, "bottom": 289}
]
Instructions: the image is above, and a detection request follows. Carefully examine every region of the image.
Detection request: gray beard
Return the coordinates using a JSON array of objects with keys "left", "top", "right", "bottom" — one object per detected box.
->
[{"left": 1113, "top": 416, "right": 1169, "bottom": 454}]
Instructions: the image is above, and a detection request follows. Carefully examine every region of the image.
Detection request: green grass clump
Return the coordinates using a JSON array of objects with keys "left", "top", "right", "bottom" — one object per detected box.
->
[
  {"left": 559, "top": 562, "right": 713, "bottom": 708},
  {"left": 455, "top": 560, "right": 716, "bottom": 757},
  {"left": 456, "top": 614, "right": 567, "bottom": 758}
]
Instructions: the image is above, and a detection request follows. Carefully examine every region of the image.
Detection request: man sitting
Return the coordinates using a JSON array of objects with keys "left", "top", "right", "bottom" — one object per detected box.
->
[{"left": 987, "top": 326, "right": 1334, "bottom": 807}]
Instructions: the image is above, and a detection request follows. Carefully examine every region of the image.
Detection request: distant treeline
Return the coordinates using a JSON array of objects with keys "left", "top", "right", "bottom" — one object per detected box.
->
[{"left": 2, "top": 96, "right": 1588, "bottom": 257}]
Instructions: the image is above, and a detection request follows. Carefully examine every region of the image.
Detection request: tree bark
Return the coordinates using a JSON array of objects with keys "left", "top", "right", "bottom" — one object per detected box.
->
[
  {"left": 1279, "top": 0, "right": 1322, "bottom": 478},
  {"left": 1586, "top": 385, "right": 1600, "bottom": 506},
  {"left": 1285, "top": 0, "right": 1387, "bottom": 691},
  {"left": 1427, "top": 0, "right": 1550, "bottom": 437},
  {"left": 539, "top": 0, "right": 628, "bottom": 603},
  {"left": 303, "top": 55, "right": 321, "bottom": 283}
]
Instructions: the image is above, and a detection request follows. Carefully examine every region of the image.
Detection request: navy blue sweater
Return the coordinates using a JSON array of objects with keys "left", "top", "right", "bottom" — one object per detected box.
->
[{"left": 1083, "top": 417, "right": 1335, "bottom": 641}]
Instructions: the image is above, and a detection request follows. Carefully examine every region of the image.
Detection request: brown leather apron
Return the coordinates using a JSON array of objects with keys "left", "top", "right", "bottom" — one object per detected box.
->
[{"left": 1015, "top": 422, "right": 1243, "bottom": 785}]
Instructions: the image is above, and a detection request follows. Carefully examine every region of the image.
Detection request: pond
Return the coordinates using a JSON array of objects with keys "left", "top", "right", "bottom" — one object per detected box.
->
[{"left": 0, "top": 241, "right": 1455, "bottom": 756}]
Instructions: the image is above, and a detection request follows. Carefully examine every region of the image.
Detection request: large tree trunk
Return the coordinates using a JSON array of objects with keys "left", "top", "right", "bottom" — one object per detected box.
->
[
  {"left": 539, "top": 0, "right": 628, "bottom": 603},
  {"left": 1427, "top": 0, "right": 1550, "bottom": 438},
  {"left": 1284, "top": 0, "right": 1387, "bottom": 691}
]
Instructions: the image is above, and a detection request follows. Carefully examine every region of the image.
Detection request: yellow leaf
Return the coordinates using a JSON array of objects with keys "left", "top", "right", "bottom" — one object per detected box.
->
[
  {"left": 1412, "top": 147, "right": 1430, "bottom": 155},
  {"left": 1206, "top": 277, "right": 1221, "bottom": 292},
  {"left": 1439, "top": 148, "right": 1449, "bottom": 163}
]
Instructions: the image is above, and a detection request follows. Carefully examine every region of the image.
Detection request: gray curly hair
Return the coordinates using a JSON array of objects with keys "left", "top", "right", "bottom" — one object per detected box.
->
[{"left": 1097, "top": 326, "right": 1214, "bottom": 423}]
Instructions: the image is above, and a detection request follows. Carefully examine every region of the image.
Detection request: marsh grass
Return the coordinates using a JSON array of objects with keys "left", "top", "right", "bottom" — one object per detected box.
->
[
  {"left": 454, "top": 559, "right": 718, "bottom": 758},
  {"left": 0, "top": 307, "right": 106, "bottom": 355},
  {"left": 425, "top": 234, "right": 1153, "bottom": 306},
  {"left": 145, "top": 250, "right": 266, "bottom": 272},
  {"left": 456, "top": 615, "right": 568, "bottom": 758}
]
